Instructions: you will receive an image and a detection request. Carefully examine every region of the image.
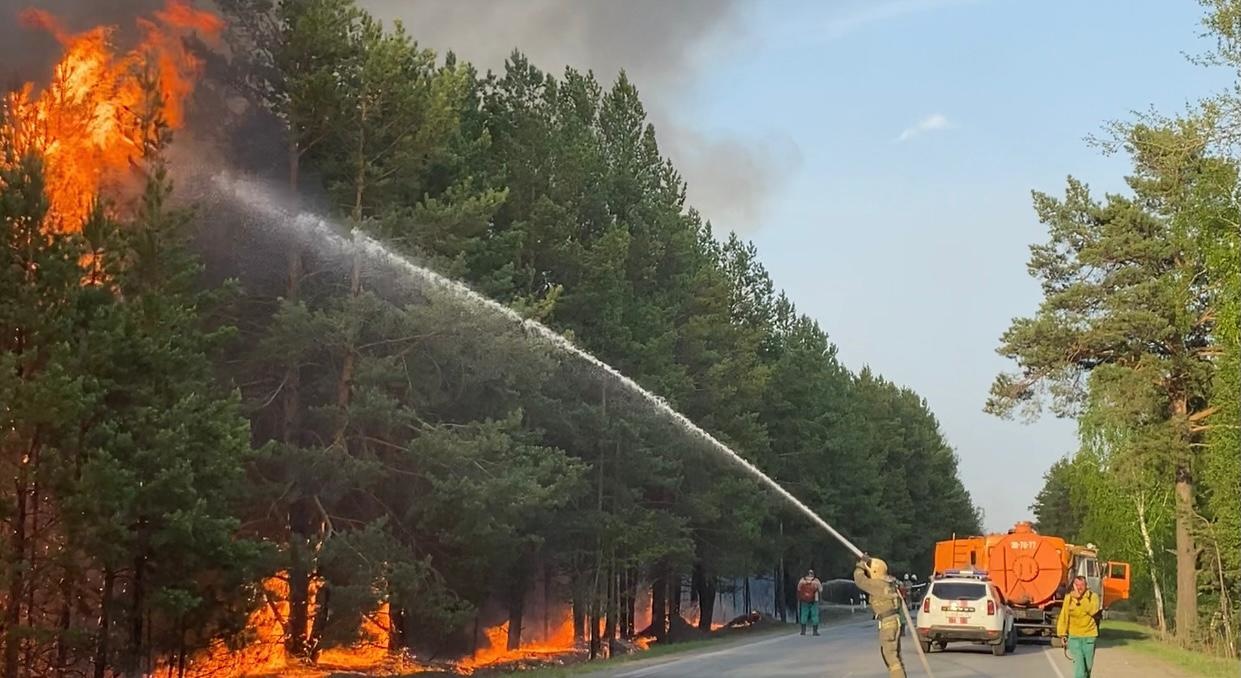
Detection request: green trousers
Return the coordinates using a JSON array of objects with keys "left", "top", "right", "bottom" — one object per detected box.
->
[
  {"left": 1068, "top": 636, "right": 1096, "bottom": 678},
  {"left": 798, "top": 601, "right": 820, "bottom": 626}
]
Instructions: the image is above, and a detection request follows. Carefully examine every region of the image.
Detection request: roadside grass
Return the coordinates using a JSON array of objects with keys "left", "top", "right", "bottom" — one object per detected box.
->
[{"left": 1098, "top": 620, "right": 1239, "bottom": 678}]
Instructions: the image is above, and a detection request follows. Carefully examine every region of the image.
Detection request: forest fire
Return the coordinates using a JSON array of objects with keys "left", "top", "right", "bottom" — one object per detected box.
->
[
  {"left": 174, "top": 578, "right": 589, "bottom": 676},
  {"left": 179, "top": 575, "right": 408, "bottom": 677},
  {"left": 3, "top": 0, "right": 221, "bottom": 231},
  {"left": 459, "top": 611, "right": 579, "bottom": 672}
]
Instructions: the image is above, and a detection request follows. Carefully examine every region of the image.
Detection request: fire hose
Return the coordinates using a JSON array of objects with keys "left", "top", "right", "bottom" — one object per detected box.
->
[{"left": 819, "top": 531, "right": 935, "bottom": 677}]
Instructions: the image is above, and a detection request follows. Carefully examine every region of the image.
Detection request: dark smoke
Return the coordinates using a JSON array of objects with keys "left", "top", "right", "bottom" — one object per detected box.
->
[
  {"left": 0, "top": 0, "right": 801, "bottom": 234},
  {"left": 359, "top": 0, "right": 800, "bottom": 235},
  {"left": 0, "top": 0, "right": 165, "bottom": 87}
]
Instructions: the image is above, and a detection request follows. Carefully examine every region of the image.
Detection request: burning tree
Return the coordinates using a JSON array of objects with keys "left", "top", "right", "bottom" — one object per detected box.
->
[{"left": 0, "top": 4, "right": 263, "bottom": 677}]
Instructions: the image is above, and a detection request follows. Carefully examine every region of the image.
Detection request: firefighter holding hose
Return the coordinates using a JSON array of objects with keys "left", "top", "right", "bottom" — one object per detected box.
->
[{"left": 854, "top": 554, "right": 906, "bottom": 678}]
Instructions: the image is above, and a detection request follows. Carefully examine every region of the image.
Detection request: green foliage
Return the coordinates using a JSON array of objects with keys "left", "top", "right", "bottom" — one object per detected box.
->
[
  {"left": 1019, "top": 1, "right": 1239, "bottom": 653},
  {"left": 3, "top": 0, "right": 985, "bottom": 671},
  {"left": 0, "top": 106, "right": 262, "bottom": 674}
]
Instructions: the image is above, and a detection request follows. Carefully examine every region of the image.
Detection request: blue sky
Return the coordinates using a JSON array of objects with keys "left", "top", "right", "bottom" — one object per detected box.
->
[{"left": 677, "top": 0, "right": 1230, "bottom": 531}]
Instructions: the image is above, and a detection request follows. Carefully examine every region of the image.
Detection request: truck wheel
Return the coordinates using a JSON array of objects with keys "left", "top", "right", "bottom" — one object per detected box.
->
[
  {"left": 919, "top": 640, "right": 931, "bottom": 654},
  {"left": 1005, "top": 629, "right": 1018, "bottom": 653},
  {"left": 992, "top": 636, "right": 1008, "bottom": 656}
]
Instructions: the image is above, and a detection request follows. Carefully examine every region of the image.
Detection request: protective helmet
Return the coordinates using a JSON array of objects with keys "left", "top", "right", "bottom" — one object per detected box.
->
[{"left": 867, "top": 557, "right": 889, "bottom": 578}]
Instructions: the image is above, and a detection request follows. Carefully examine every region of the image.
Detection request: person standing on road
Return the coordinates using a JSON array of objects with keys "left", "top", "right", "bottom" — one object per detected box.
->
[
  {"left": 1058, "top": 575, "right": 1102, "bottom": 678},
  {"left": 797, "top": 568, "right": 823, "bottom": 636},
  {"left": 854, "top": 555, "right": 906, "bottom": 678}
]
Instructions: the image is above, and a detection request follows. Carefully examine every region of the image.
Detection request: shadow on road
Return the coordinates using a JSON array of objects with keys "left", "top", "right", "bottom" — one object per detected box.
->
[{"left": 1097, "top": 627, "right": 1149, "bottom": 648}]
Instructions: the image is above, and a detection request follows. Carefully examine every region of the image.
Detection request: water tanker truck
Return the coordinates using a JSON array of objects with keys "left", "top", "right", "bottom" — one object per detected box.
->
[{"left": 932, "top": 521, "right": 1131, "bottom": 645}]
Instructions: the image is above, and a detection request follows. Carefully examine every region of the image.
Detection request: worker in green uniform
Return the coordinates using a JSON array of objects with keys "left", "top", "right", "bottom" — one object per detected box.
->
[
  {"left": 853, "top": 555, "right": 906, "bottom": 678},
  {"left": 796, "top": 569, "right": 823, "bottom": 635}
]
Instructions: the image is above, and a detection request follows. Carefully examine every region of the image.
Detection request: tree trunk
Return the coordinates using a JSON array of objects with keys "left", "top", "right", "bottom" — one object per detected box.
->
[
  {"left": 774, "top": 566, "right": 783, "bottom": 622},
  {"left": 56, "top": 574, "right": 71, "bottom": 678},
  {"left": 543, "top": 565, "right": 551, "bottom": 640},
  {"left": 624, "top": 569, "right": 637, "bottom": 638},
  {"left": 1174, "top": 465, "right": 1198, "bottom": 637},
  {"left": 649, "top": 571, "right": 666, "bottom": 643},
  {"left": 1136, "top": 497, "right": 1167, "bottom": 637},
  {"left": 389, "top": 604, "right": 406, "bottom": 652},
  {"left": 669, "top": 574, "right": 681, "bottom": 619},
  {"left": 588, "top": 596, "right": 600, "bottom": 660},
  {"left": 777, "top": 521, "right": 786, "bottom": 621},
  {"left": 283, "top": 136, "right": 303, "bottom": 452},
  {"left": 572, "top": 581, "right": 585, "bottom": 643},
  {"left": 176, "top": 616, "right": 187, "bottom": 678},
  {"left": 309, "top": 578, "right": 330, "bottom": 660},
  {"left": 471, "top": 614, "right": 479, "bottom": 658},
  {"left": 1171, "top": 395, "right": 1198, "bottom": 638},
  {"left": 602, "top": 568, "right": 616, "bottom": 652},
  {"left": 4, "top": 461, "right": 29, "bottom": 678},
  {"left": 93, "top": 568, "right": 114, "bottom": 678},
  {"left": 22, "top": 475, "right": 38, "bottom": 677},
  {"left": 127, "top": 551, "right": 147, "bottom": 675},
  {"left": 693, "top": 565, "right": 716, "bottom": 632},
  {"left": 506, "top": 587, "right": 525, "bottom": 651},
  {"left": 283, "top": 135, "right": 311, "bottom": 661},
  {"left": 334, "top": 121, "right": 367, "bottom": 451},
  {"left": 1209, "top": 538, "right": 1237, "bottom": 658},
  {"left": 286, "top": 504, "right": 314, "bottom": 658}
]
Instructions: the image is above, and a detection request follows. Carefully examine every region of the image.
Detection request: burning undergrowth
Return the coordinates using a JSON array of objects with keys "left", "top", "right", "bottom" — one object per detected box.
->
[{"left": 0, "top": 2, "right": 783, "bottom": 675}]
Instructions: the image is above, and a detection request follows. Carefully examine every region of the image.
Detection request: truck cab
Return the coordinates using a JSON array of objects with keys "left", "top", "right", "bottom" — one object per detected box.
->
[{"left": 1068, "top": 544, "right": 1131, "bottom": 608}]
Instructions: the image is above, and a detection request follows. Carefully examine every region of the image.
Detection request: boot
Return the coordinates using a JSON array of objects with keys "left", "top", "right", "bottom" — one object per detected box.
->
[
  {"left": 800, "top": 625, "right": 806, "bottom": 635},
  {"left": 812, "top": 625, "right": 820, "bottom": 636}
]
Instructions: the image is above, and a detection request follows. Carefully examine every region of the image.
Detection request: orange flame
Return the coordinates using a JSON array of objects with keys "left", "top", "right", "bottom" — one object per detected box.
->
[
  {"left": 178, "top": 575, "right": 409, "bottom": 678},
  {"left": 175, "top": 580, "right": 605, "bottom": 676},
  {"left": 3, "top": 0, "right": 220, "bottom": 232},
  {"left": 459, "top": 612, "right": 579, "bottom": 671}
]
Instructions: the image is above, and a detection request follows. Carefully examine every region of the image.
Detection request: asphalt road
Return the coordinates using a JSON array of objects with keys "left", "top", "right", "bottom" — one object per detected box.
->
[{"left": 583, "top": 618, "right": 1095, "bottom": 678}]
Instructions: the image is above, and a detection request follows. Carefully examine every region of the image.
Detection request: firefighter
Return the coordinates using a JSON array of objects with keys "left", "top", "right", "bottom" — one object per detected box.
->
[
  {"left": 1057, "top": 575, "right": 1101, "bottom": 678},
  {"left": 796, "top": 568, "right": 823, "bottom": 635},
  {"left": 853, "top": 554, "right": 906, "bottom": 678}
]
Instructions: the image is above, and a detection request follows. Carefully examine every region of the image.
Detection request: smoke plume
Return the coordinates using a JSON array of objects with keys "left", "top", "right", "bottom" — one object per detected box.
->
[
  {"left": 0, "top": 0, "right": 166, "bottom": 86},
  {"left": 359, "top": 0, "right": 799, "bottom": 234},
  {"left": 0, "top": 0, "right": 799, "bottom": 234}
]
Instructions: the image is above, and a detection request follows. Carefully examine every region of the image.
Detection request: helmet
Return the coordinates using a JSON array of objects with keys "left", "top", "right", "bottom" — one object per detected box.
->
[{"left": 867, "top": 557, "right": 889, "bottom": 579}]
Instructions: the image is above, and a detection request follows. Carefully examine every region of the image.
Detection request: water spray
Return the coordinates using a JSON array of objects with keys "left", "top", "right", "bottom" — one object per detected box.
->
[{"left": 210, "top": 173, "right": 934, "bottom": 676}]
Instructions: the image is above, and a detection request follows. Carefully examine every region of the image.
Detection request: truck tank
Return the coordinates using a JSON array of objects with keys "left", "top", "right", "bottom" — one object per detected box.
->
[
  {"left": 987, "top": 522, "right": 1068, "bottom": 608},
  {"left": 932, "top": 521, "right": 1130, "bottom": 641}
]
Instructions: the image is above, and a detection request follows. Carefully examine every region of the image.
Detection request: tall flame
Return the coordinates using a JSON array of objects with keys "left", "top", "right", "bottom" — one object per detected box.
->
[{"left": 3, "top": 0, "right": 221, "bottom": 232}]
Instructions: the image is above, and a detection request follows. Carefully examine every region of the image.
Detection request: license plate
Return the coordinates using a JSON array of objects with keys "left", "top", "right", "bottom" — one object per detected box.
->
[{"left": 942, "top": 606, "right": 975, "bottom": 613}]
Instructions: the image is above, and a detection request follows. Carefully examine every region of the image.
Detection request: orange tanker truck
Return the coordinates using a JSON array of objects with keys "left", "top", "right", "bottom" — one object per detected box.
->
[{"left": 932, "top": 521, "right": 1131, "bottom": 644}]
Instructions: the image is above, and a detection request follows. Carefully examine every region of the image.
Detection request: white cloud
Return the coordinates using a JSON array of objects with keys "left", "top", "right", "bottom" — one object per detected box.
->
[{"left": 895, "top": 113, "right": 952, "bottom": 143}]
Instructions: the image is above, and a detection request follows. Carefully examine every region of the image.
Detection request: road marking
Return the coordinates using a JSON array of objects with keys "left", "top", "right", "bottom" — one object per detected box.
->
[
  {"left": 614, "top": 632, "right": 796, "bottom": 678},
  {"left": 1043, "top": 647, "right": 1068, "bottom": 678}
]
